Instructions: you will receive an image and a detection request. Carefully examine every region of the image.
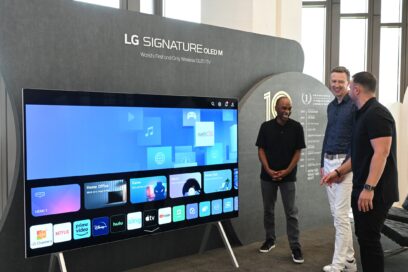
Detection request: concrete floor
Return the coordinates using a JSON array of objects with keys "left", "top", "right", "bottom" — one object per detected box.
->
[{"left": 125, "top": 225, "right": 408, "bottom": 272}]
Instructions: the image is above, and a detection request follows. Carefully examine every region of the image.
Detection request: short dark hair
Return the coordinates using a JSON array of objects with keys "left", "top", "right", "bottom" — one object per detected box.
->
[
  {"left": 352, "top": 72, "right": 377, "bottom": 93},
  {"left": 331, "top": 66, "right": 350, "bottom": 82}
]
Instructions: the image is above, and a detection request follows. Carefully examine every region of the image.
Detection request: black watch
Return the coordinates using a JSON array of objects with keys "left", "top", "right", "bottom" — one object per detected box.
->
[{"left": 363, "top": 184, "right": 376, "bottom": 191}]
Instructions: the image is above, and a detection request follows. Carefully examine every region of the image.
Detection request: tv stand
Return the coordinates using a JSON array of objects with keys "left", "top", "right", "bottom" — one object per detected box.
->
[
  {"left": 48, "top": 252, "right": 67, "bottom": 272},
  {"left": 199, "top": 221, "right": 239, "bottom": 268}
]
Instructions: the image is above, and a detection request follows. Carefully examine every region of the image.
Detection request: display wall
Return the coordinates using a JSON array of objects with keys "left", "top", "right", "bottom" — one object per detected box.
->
[{"left": 0, "top": 0, "right": 331, "bottom": 271}]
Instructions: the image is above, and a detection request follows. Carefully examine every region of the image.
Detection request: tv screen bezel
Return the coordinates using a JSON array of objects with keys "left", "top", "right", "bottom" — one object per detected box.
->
[{"left": 23, "top": 88, "right": 239, "bottom": 258}]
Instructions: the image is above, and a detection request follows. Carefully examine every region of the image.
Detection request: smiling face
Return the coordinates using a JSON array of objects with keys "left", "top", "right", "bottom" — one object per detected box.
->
[
  {"left": 275, "top": 97, "right": 292, "bottom": 125},
  {"left": 330, "top": 72, "right": 349, "bottom": 100}
]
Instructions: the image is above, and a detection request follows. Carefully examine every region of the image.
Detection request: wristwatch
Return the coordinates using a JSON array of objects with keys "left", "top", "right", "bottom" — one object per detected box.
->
[{"left": 363, "top": 184, "right": 376, "bottom": 191}]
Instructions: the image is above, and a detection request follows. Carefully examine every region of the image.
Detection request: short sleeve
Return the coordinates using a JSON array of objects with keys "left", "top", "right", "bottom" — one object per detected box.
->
[
  {"left": 255, "top": 122, "right": 266, "bottom": 148},
  {"left": 296, "top": 122, "right": 306, "bottom": 149},
  {"left": 366, "top": 107, "right": 394, "bottom": 140}
]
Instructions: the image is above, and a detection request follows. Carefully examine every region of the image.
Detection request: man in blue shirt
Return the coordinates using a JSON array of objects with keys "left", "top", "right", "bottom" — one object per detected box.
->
[{"left": 321, "top": 66, "right": 357, "bottom": 272}]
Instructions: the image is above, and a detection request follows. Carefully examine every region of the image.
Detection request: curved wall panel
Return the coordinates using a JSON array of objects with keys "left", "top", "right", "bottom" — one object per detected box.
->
[
  {"left": 233, "top": 72, "right": 332, "bottom": 244},
  {"left": 0, "top": 1, "right": 338, "bottom": 271}
]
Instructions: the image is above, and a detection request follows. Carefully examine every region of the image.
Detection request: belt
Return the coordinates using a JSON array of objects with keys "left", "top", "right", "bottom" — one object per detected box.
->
[{"left": 324, "top": 153, "right": 347, "bottom": 160}]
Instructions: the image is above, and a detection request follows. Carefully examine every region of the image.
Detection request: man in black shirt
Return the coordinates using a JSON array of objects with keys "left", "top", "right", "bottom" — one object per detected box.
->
[
  {"left": 256, "top": 96, "right": 306, "bottom": 264},
  {"left": 321, "top": 72, "right": 399, "bottom": 272}
]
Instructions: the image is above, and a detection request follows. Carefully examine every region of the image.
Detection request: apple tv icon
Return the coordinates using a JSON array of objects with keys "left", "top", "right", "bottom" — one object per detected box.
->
[{"left": 143, "top": 210, "right": 158, "bottom": 227}]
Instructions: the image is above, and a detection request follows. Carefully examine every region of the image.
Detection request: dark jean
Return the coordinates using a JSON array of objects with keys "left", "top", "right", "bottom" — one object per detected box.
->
[
  {"left": 260, "top": 180, "right": 301, "bottom": 250},
  {"left": 351, "top": 195, "right": 392, "bottom": 272}
]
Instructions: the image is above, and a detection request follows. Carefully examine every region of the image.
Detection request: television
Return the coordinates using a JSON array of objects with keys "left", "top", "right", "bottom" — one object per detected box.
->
[{"left": 23, "top": 89, "right": 238, "bottom": 257}]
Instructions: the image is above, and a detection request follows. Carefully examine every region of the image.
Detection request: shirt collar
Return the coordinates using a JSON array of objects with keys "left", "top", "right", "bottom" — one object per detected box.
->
[
  {"left": 342, "top": 93, "right": 351, "bottom": 103},
  {"left": 358, "top": 97, "right": 376, "bottom": 113},
  {"left": 332, "top": 93, "right": 350, "bottom": 105},
  {"left": 273, "top": 118, "right": 290, "bottom": 127}
]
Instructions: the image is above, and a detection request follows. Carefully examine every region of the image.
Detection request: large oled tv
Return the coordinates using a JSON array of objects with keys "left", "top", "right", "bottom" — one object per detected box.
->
[{"left": 23, "top": 89, "right": 238, "bottom": 257}]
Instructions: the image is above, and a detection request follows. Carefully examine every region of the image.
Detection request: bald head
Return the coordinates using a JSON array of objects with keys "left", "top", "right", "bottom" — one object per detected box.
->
[
  {"left": 276, "top": 96, "right": 290, "bottom": 107},
  {"left": 275, "top": 96, "right": 292, "bottom": 125}
]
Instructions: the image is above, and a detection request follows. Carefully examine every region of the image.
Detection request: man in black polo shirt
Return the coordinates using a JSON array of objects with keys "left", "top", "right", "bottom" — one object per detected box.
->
[
  {"left": 256, "top": 96, "right": 306, "bottom": 264},
  {"left": 321, "top": 72, "right": 399, "bottom": 272}
]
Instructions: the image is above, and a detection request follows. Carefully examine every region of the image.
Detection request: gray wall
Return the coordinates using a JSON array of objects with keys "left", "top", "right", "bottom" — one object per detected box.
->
[{"left": 0, "top": 0, "right": 332, "bottom": 271}]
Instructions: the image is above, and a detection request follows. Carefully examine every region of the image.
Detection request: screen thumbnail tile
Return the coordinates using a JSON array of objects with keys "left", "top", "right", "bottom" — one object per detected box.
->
[
  {"left": 170, "top": 172, "right": 201, "bottom": 198},
  {"left": 31, "top": 184, "right": 80, "bottom": 217},
  {"left": 203, "top": 169, "right": 232, "bottom": 194},
  {"left": 130, "top": 176, "right": 167, "bottom": 204},
  {"left": 84, "top": 180, "right": 127, "bottom": 210}
]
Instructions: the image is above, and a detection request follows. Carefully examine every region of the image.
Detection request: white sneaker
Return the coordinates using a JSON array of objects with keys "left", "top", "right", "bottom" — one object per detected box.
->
[
  {"left": 322, "top": 259, "right": 357, "bottom": 272},
  {"left": 322, "top": 264, "right": 342, "bottom": 272},
  {"left": 344, "top": 259, "right": 357, "bottom": 272}
]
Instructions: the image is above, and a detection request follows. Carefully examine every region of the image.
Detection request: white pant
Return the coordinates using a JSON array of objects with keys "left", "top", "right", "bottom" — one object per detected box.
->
[{"left": 324, "top": 157, "right": 355, "bottom": 270}]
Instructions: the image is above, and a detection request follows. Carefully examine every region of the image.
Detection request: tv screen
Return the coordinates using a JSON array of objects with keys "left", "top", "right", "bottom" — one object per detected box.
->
[{"left": 23, "top": 89, "right": 238, "bottom": 257}]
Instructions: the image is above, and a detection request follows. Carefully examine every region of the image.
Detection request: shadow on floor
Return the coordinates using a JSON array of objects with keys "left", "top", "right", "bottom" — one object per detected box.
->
[{"left": 125, "top": 225, "right": 408, "bottom": 272}]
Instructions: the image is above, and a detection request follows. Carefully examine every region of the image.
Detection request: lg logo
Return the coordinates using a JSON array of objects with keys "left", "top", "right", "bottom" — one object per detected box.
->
[{"left": 124, "top": 33, "right": 139, "bottom": 46}]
